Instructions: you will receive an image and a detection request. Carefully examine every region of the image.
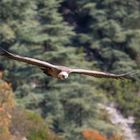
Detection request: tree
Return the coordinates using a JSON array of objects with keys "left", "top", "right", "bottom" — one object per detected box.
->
[
  {"left": 0, "top": 75, "right": 14, "bottom": 140},
  {"left": 60, "top": 0, "right": 140, "bottom": 135},
  {"left": 1, "top": 0, "right": 140, "bottom": 139}
]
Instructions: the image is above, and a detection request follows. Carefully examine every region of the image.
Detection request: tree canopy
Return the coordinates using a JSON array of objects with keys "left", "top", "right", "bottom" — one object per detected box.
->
[{"left": 0, "top": 0, "right": 140, "bottom": 139}]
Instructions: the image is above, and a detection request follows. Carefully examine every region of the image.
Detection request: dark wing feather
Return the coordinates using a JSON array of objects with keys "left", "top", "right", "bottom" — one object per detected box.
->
[
  {"left": 0, "top": 47, "right": 59, "bottom": 69},
  {"left": 70, "top": 69, "right": 131, "bottom": 79}
]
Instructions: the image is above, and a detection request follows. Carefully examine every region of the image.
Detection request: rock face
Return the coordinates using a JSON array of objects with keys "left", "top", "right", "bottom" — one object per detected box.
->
[{"left": 106, "top": 103, "right": 139, "bottom": 140}]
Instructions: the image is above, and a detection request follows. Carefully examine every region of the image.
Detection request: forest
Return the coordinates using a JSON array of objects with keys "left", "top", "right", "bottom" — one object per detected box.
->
[{"left": 0, "top": 0, "right": 140, "bottom": 140}]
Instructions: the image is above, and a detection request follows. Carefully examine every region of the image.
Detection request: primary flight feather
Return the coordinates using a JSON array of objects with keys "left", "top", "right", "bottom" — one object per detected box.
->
[{"left": 0, "top": 47, "right": 132, "bottom": 80}]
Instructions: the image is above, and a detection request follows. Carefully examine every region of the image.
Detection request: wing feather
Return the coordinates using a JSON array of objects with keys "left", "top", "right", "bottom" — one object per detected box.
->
[
  {"left": 0, "top": 47, "right": 58, "bottom": 69},
  {"left": 70, "top": 69, "right": 131, "bottom": 79}
]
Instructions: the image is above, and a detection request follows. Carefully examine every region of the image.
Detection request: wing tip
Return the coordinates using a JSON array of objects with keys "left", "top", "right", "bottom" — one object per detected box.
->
[
  {"left": 118, "top": 71, "right": 137, "bottom": 80},
  {"left": 0, "top": 47, "right": 10, "bottom": 56},
  {"left": 0, "top": 47, "right": 5, "bottom": 55}
]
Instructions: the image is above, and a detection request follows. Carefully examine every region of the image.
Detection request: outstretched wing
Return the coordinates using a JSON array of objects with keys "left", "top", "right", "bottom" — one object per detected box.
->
[
  {"left": 0, "top": 47, "right": 59, "bottom": 70},
  {"left": 70, "top": 68, "right": 132, "bottom": 79}
]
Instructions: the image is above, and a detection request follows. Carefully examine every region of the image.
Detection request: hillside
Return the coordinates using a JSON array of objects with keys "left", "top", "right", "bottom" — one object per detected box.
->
[{"left": 0, "top": 0, "right": 140, "bottom": 139}]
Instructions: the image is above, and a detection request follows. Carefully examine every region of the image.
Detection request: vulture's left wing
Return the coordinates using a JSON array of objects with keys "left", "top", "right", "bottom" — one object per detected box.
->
[{"left": 70, "top": 68, "right": 132, "bottom": 79}]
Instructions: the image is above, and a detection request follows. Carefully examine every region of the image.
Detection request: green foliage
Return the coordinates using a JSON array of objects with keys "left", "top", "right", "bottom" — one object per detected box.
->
[
  {"left": 26, "top": 111, "right": 52, "bottom": 140},
  {"left": 11, "top": 108, "right": 61, "bottom": 140},
  {"left": 0, "top": 0, "right": 140, "bottom": 139}
]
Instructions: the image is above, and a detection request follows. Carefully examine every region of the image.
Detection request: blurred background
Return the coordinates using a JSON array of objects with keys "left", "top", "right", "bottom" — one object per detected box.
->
[{"left": 0, "top": 0, "right": 140, "bottom": 140}]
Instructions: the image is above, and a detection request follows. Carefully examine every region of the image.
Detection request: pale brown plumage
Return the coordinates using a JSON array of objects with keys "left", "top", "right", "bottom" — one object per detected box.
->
[{"left": 0, "top": 47, "right": 132, "bottom": 80}]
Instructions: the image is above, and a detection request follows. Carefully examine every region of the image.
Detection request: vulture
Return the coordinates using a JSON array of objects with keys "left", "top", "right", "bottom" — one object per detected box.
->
[{"left": 0, "top": 47, "right": 132, "bottom": 80}]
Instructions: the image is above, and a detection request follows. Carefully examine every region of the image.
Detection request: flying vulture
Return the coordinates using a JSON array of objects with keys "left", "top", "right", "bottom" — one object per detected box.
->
[{"left": 0, "top": 47, "right": 132, "bottom": 80}]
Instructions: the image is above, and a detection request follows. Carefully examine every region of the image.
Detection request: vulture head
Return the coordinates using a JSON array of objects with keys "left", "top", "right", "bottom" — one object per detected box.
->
[{"left": 58, "top": 71, "right": 69, "bottom": 80}]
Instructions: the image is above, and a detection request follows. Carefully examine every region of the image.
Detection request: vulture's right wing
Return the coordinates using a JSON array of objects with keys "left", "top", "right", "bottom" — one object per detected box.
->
[{"left": 0, "top": 47, "right": 58, "bottom": 69}]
